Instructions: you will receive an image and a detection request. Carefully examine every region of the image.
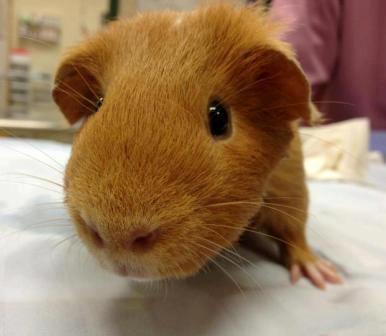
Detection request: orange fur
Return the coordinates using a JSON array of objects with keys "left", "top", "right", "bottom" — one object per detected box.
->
[{"left": 53, "top": 4, "right": 318, "bottom": 281}]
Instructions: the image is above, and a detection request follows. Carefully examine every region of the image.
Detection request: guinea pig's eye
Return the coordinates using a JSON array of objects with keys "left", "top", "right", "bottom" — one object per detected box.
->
[
  {"left": 95, "top": 97, "right": 104, "bottom": 111},
  {"left": 208, "top": 100, "right": 230, "bottom": 138}
]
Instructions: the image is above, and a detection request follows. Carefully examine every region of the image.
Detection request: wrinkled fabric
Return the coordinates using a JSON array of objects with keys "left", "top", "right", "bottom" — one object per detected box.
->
[
  {"left": 301, "top": 118, "right": 370, "bottom": 182},
  {"left": 0, "top": 139, "right": 386, "bottom": 336}
]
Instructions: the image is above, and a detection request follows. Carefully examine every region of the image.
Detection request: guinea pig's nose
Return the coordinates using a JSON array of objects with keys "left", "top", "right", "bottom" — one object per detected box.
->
[{"left": 126, "top": 229, "right": 159, "bottom": 252}]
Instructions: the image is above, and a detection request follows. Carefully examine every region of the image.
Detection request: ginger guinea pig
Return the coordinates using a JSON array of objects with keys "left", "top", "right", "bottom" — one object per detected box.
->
[{"left": 53, "top": 4, "right": 341, "bottom": 289}]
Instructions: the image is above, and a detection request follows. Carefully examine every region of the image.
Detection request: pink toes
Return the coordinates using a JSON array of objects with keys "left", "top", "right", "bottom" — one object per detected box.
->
[
  {"left": 316, "top": 260, "right": 343, "bottom": 284},
  {"left": 290, "top": 264, "right": 302, "bottom": 284},
  {"left": 290, "top": 259, "right": 343, "bottom": 290},
  {"left": 304, "top": 263, "right": 327, "bottom": 289}
]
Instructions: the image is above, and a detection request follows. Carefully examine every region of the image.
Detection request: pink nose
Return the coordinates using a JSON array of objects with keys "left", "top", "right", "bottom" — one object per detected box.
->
[{"left": 126, "top": 229, "right": 159, "bottom": 252}]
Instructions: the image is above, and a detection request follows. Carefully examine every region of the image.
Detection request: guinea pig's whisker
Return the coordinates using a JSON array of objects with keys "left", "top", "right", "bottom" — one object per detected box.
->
[
  {"left": 28, "top": 223, "right": 73, "bottom": 230},
  {"left": 175, "top": 261, "right": 189, "bottom": 278},
  {"left": 180, "top": 244, "right": 206, "bottom": 275},
  {"left": 258, "top": 100, "right": 355, "bottom": 115},
  {"left": 222, "top": 248, "right": 258, "bottom": 271},
  {"left": 207, "top": 243, "right": 265, "bottom": 293},
  {"left": 71, "top": 63, "right": 100, "bottom": 100},
  {"left": 27, "top": 217, "right": 73, "bottom": 228},
  {"left": 299, "top": 131, "right": 362, "bottom": 164},
  {"left": 195, "top": 239, "right": 242, "bottom": 270},
  {"left": 161, "top": 278, "right": 170, "bottom": 299},
  {"left": 203, "top": 200, "right": 261, "bottom": 209},
  {"left": 259, "top": 203, "right": 327, "bottom": 241},
  {"left": 0, "top": 127, "right": 65, "bottom": 170},
  {"left": 196, "top": 237, "right": 267, "bottom": 296},
  {"left": 51, "top": 233, "right": 78, "bottom": 251},
  {"left": 0, "top": 180, "right": 62, "bottom": 194},
  {"left": 21, "top": 217, "right": 71, "bottom": 230},
  {"left": 2, "top": 172, "right": 64, "bottom": 188},
  {"left": 56, "top": 78, "right": 98, "bottom": 107},
  {"left": 206, "top": 223, "right": 305, "bottom": 254},
  {"left": 220, "top": 73, "right": 354, "bottom": 109},
  {"left": 199, "top": 262, "right": 211, "bottom": 275},
  {"left": 191, "top": 240, "right": 245, "bottom": 297},
  {"left": 27, "top": 216, "right": 70, "bottom": 224},
  {"left": 256, "top": 124, "right": 360, "bottom": 163},
  {"left": 17, "top": 35, "right": 52, "bottom": 46},
  {"left": 209, "top": 249, "right": 248, "bottom": 279},
  {"left": 0, "top": 136, "right": 64, "bottom": 174},
  {"left": 263, "top": 196, "right": 304, "bottom": 200},
  {"left": 54, "top": 86, "right": 96, "bottom": 114},
  {"left": 157, "top": 280, "right": 163, "bottom": 295},
  {"left": 262, "top": 201, "right": 308, "bottom": 214},
  {"left": 65, "top": 237, "right": 82, "bottom": 261},
  {"left": 314, "top": 100, "right": 355, "bottom": 106},
  {"left": 262, "top": 201, "right": 324, "bottom": 229},
  {"left": 147, "top": 278, "right": 157, "bottom": 294},
  {"left": 217, "top": 245, "right": 293, "bottom": 316},
  {"left": 56, "top": 237, "right": 79, "bottom": 269},
  {"left": 33, "top": 200, "right": 66, "bottom": 207},
  {"left": 27, "top": 205, "right": 66, "bottom": 213},
  {"left": 199, "top": 236, "right": 255, "bottom": 270},
  {"left": 203, "top": 200, "right": 324, "bottom": 241},
  {"left": 221, "top": 201, "right": 313, "bottom": 223},
  {"left": 3, "top": 202, "right": 66, "bottom": 216},
  {"left": 202, "top": 225, "right": 238, "bottom": 254},
  {"left": 0, "top": 218, "right": 71, "bottom": 241}
]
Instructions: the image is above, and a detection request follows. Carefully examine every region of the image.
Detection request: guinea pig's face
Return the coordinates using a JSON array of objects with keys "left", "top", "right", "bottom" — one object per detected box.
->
[{"left": 53, "top": 5, "right": 311, "bottom": 280}]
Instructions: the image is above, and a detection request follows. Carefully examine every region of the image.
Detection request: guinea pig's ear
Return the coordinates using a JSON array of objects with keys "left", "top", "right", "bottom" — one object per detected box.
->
[
  {"left": 232, "top": 47, "right": 312, "bottom": 125},
  {"left": 52, "top": 54, "right": 102, "bottom": 125}
]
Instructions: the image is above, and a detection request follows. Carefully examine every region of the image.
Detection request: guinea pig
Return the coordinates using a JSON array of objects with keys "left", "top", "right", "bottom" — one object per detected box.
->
[{"left": 52, "top": 3, "right": 342, "bottom": 289}]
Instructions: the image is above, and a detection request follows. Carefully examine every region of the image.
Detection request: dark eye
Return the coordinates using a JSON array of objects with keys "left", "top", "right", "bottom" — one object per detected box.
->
[
  {"left": 208, "top": 100, "right": 230, "bottom": 138},
  {"left": 96, "top": 97, "right": 104, "bottom": 111}
]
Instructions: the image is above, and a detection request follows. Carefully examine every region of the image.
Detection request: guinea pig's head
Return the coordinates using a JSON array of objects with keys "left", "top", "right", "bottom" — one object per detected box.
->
[{"left": 53, "top": 4, "right": 311, "bottom": 280}]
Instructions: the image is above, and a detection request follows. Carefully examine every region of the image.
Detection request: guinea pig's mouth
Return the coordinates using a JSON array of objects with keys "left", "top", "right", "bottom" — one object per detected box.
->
[
  {"left": 108, "top": 258, "right": 203, "bottom": 281},
  {"left": 94, "top": 247, "right": 205, "bottom": 281},
  {"left": 114, "top": 264, "right": 155, "bottom": 280},
  {"left": 96, "top": 256, "right": 159, "bottom": 280}
]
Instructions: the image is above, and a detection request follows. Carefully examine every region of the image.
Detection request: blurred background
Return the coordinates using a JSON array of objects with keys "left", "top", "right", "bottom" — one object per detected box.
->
[
  {"left": 0, "top": 0, "right": 111, "bottom": 123},
  {"left": 0, "top": 1, "right": 272, "bottom": 135},
  {"left": 0, "top": 0, "right": 224, "bottom": 141},
  {"left": 0, "top": 0, "right": 385, "bottom": 151}
]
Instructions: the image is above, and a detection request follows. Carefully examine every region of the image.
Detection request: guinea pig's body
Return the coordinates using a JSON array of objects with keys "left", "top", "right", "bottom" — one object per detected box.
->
[{"left": 53, "top": 4, "right": 341, "bottom": 288}]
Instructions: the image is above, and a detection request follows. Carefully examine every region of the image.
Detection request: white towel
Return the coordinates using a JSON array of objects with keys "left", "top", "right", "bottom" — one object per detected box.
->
[{"left": 301, "top": 118, "right": 370, "bottom": 182}]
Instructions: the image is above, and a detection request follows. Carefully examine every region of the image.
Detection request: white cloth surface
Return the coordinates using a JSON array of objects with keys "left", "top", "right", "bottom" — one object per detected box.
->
[
  {"left": 301, "top": 118, "right": 370, "bottom": 182},
  {"left": 1, "top": 138, "right": 386, "bottom": 336}
]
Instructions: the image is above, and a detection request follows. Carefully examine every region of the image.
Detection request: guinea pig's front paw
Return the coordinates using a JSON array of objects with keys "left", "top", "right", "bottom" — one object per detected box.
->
[{"left": 290, "top": 258, "right": 343, "bottom": 290}]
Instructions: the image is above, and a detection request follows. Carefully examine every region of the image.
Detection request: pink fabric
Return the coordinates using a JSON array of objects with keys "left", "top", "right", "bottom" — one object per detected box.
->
[{"left": 271, "top": 0, "right": 386, "bottom": 130}]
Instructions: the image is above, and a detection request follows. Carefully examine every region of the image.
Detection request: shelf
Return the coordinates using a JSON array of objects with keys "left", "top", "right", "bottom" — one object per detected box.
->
[{"left": 0, "top": 118, "right": 75, "bottom": 143}]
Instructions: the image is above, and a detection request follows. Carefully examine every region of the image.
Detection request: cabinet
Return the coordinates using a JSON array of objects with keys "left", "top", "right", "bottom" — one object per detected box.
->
[{"left": 0, "top": 0, "right": 11, "bottom": 117}]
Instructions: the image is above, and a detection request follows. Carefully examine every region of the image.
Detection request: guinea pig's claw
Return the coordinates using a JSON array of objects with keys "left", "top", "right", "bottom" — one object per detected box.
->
[{"left": 290, "top": 259, "right": 343, "bottom": 290}]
